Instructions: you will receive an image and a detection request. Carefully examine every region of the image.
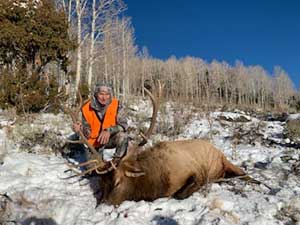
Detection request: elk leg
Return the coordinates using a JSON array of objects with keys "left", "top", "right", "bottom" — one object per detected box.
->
[
  {"left": 223, "top": 158, "right": 245, "bottom": 178},
  {"left": 173, "top": 175, "right": 199, "bottom": 199}
]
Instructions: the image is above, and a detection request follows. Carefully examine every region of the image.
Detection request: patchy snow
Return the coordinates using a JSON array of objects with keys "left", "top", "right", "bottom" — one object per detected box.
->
[
  {"left": 0, "top": 106, "right": 300, "bottom": 225},
  {"left": 12, "top": 0, "right": 40, "bottom": 9},
  {"left": 288, "top": 113, "right": 300, "bottom": 120}
]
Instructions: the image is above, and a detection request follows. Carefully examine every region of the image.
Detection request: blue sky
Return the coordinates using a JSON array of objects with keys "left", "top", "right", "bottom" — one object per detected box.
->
[{"left": 124, "top": 0, "right": 300, "bottom": 89}]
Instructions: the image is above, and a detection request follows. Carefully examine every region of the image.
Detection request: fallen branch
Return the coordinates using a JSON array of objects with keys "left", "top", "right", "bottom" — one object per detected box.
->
[{"left": 214, "top": 175, "right": 273, "bottom": 190}]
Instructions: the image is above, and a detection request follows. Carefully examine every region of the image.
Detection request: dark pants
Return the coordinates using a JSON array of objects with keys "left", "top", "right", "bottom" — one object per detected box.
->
[
  {"left": 69, "top": 131, "right": 129, "bottom": 161},
  {"left": 97, "top": 131, "right": 129, "bottom": 159}
]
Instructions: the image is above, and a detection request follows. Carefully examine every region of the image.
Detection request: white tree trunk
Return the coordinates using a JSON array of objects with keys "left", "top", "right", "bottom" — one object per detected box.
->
[
  {"left": 87, "top": 0, "right": 96, "bottom": 91},
  {"left": 75, "top": 0, "right": 81, "bottom": 92},
  {"left": 121, "top": 19, "right": 127, "bottom": 97},
  {"left": 75, "top": 13, "right": 82, "bottom": 92},
  {"left": 75, "top": 0, "right": 88, "bottom": 94},
  {"left": 104, "top": 55, "right": 108, "bottom": 81}
]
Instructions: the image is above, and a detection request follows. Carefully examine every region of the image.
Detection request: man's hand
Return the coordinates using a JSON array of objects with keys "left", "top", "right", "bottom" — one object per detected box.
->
[
  {"left": 72, "top": 122, "right": 82, "bottom": 132},
  {"left": 97, "top": 130, "right": 111, "bottom": 145}
]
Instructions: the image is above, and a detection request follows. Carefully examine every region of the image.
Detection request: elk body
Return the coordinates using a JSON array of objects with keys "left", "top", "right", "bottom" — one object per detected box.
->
[
  {"left": 64, "top": 81, "right": 245, "bottom": 206},
  {"left": 100, "top": 139, "right": 245, "bottom": 205}
]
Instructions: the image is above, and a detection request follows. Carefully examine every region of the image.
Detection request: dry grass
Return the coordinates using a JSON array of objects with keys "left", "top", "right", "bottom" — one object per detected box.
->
[
  {"left": 0, "top": 193, "right": 14, "bottom": 225},
  {"left": 4, "top": 113, "right": 67, "bottom": 155},
  {"left": 285, "top": 119, "right": 300, "bottom": 141}
]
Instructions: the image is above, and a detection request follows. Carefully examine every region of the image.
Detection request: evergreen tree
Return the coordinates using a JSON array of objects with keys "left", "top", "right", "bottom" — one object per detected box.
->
[
  {"left": 0, "top": 0, "right": 76, "bottom": 74},
  {"left": 0, "top": 0, "right": 76, "bottom": 113}
]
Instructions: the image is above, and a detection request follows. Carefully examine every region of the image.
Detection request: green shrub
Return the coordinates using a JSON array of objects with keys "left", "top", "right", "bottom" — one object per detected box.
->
[{"left": 0, "top": 68, "right": 66, "bottom": 114}]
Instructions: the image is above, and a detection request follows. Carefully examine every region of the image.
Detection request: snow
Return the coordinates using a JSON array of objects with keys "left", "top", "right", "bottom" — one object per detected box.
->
[
  {"left": 0, "top": 106, "right": 300, "bottom": 225},
  {"left": 288, "top": 113, "right": 300, "bottom": 120},
  {"left": 12, "top": 0, "right": 40, "bottom": 9}
]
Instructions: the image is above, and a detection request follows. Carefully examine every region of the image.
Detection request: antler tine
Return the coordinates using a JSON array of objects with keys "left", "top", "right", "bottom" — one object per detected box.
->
[
  {"left": 75, "top": 91, "right": 83, "bottom": 116},
  {"left": 139, "top": 80, "right": 163, "bottom": 146}
]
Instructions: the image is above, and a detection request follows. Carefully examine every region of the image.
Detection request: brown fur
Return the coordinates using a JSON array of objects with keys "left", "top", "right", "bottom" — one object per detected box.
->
[{"left": 99, "top": 139, "right": 245, "bottom": 205}]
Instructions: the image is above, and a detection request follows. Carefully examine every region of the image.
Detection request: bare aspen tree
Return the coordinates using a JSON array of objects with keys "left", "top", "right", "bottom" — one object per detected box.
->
[
  {"left": 74, "top": 0, "right": 88, "bottom": 93},
  {"left": 101, "top": 19, "right": 119, "bottom": 83},
  {"left": 261, "top": 72, "right": 273, "bottom": 109},
  {"left": 247, "top": 70, "right": 256, "bottom": 106},
  {"left": 188, "top": 58, "right": 201, "bottom": 102},
  {"left": 273, "top": 66, "right": 295, "bottom": 110},
  {"left": 195, "top": 59, "right": 208, "bottom": 104},
  {"left": 176, "top": 60, "right": 185, "bottom": 101},
  {"left": 210, "top": 60, "right": 227, "bottom": 104},
  {"left": 165, "top": 56, "right": 178, "bottom": 100},
  {"left": 234, "top": 61, "right": 248, "bottom": 105},
  {"left": 87, "top": 0, "right": 125, "bottom": 91},
  {"left": 87, "top": 0, "right": 98, "bottom": 89},
  {"left": 220, "top": 61, "right": 231, "bottom": 105},
  {"left": 248, "top": 66, "right": 270, "bottom": 108},
  {"left": 140, "top": 47, "right": 150, "bottom": 97},
  {"left": 119, "top": 17, "right": 136, "bottom": 98},
  {"left": 121, "top": 17, "right": 128, "bottom": 97},
  {"left": 182, "top": 57, "right": 196, "bottom": 101},
  {"left": 127, "top": 56, "right": 142, "bottom": 95},
  {"left": 204, "top": 69, "right": 211, "bottom": 105},
  {"left": 182, "top": 57, "right": 204, "bottom": 103}
]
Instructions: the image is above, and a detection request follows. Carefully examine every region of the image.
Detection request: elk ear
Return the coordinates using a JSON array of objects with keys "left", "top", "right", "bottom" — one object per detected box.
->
[{"left": 124, "top": 170, "right": 146, "bottom": 178}]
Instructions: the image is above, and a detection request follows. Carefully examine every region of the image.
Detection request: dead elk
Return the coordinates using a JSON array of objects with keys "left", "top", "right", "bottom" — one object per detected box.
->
[
  {"left": 63, "top": 81, "right": 245, "bottom": 206},
  {"left": 100, "top": 139, "right": 245, "bottom": 205}
]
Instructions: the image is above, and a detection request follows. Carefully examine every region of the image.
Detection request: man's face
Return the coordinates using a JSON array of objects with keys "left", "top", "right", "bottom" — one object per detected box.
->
[{"left": 96, "top": 91, "right": 111, "bottom": 105}]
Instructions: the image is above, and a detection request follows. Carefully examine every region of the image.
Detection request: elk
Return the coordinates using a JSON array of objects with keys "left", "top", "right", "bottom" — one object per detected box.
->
[{"left": 63, "top": 81, "right": 246, "bottom": 206}]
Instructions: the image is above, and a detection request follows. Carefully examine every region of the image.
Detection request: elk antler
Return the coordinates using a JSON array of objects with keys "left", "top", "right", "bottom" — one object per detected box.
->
[
  {"left": 138, "top": 80, "right": 164, "bottom": 146},
  {"left": 62, "top": 92, "right": 113, "bottom": 176}
]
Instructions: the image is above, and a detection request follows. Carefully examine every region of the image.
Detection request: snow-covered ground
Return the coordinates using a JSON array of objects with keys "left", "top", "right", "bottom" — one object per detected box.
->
[{"left": 0, "top": 105, "right": 300, "bottom": 225}]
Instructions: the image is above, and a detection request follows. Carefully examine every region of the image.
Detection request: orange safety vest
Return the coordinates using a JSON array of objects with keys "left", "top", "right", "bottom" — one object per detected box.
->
[{"left": 81, "top": 98, "right": 119, "bottom": 147}]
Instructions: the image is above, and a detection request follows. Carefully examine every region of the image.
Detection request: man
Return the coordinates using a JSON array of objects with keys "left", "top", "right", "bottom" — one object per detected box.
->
[{"left": 73, "top": 82, "right": 129, "bottom": 163}]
